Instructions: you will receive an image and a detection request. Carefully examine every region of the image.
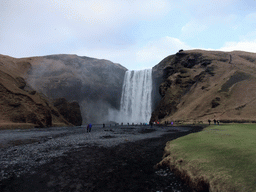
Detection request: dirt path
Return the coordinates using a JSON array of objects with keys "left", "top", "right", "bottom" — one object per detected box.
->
[{"left": 0, "top": 126, "right": 205, "bottom": 192}]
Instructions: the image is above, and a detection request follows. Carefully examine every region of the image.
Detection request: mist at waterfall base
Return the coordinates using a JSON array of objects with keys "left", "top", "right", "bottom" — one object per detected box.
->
[{"left": 108, "top": 69, "right": 152, "bottom": 124}]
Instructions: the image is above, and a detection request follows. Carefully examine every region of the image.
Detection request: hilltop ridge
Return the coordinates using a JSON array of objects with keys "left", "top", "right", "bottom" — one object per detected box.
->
[{"left": 151, "top": 49, "right": 256, "bottom": 123}]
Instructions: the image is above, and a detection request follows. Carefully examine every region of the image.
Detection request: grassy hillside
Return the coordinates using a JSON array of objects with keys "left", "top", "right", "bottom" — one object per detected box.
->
[
  {"left": 157, "top": 124, "right": 256, "bottom": 191},
  {"left": 151, "top": 50, "right": 256, "bottom": 124}
]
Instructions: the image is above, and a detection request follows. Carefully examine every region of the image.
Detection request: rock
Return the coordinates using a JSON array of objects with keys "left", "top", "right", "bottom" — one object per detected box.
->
[
  {"left": 10, "top": 113, "right": 26, "bottom": 123},
  {"left": 28, "top": 90, "right": 36, "bottom": 95},
  {"left": 211, "top": 97, "right": 221, "bottom": 108},
  {"left": 54, "top": 98, "right": 82, "bottom": 126},
  {"left": 15, "top": 77, "right": 26, "bottom": 89}
]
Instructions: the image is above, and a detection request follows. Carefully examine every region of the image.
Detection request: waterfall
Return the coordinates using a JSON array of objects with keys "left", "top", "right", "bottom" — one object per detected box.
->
[{"left": 119, "top": 69, "right": 152, "bottom": 124}]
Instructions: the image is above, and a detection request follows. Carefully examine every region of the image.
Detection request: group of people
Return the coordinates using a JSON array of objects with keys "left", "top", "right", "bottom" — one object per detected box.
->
[{"left": 208, "top": 119, "right": 220, "bottom": 125}]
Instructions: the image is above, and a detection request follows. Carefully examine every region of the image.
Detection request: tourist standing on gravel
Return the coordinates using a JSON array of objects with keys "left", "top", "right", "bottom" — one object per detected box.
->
[{"left": 87, "top": 123, "right": 92, "bottom": 132}]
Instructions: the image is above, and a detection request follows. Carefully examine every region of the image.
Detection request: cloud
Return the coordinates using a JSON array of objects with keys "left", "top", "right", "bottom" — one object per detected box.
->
[
  {"left": 179, "top": 0, "right": 242, "bottom": 38},
  {"left": 76, "top": 36, "right": 192, "bottom": 70},
  {"left": 49, "top": 0, "right": 170, "bottom": 23},
  {"left": 220, "top": 40, "right": 256, "bottom": 53},
  {"left": 181, "top": 20, "right": 208, "bottom": 37},
  {"left": 179, "top": 0, "right": 238, "bottom": 18},
  {"left": 0, "top": 0, "right": 171, "bottom": 57},
  {"left": 136, "top": 37, "right": 191, "bottom": 64},
  {"left": 245, "top": 12, "right": 256, "bottom": 23},
  {"left": 75, "top": 45, "right": 137, "bottom": 66}
]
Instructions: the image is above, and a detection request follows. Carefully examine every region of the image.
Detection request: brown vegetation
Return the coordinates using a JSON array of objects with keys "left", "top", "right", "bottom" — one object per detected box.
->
[
  {"left": 0, "top": 54, "right": 73, "bottom": 129},
  {"left": 151, "top": 50, "right": 256, "bottom": 123}
]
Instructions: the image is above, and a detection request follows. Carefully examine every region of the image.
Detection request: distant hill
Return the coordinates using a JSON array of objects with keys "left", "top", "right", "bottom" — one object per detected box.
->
[
  {"left": 151, "top": 50, "right": 256, "bottom": 123},
  {"left": 0, "top": 53, "right": 126, "bottom": 128},
  {"left": 0, "top": 54, "right": 73, "bottom": 129},
  {"left": 19, "top": 54, "right": 127, "bottom": 123}
]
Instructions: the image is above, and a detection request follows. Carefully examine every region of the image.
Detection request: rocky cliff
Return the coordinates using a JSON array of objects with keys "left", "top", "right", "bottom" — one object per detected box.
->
[
  {"left": 53, "top": 98, "right": 82, "bottom": 126},
  {"left": 151, "top": 50, "right": 256, "bottom": 123},
  {"left": 22, "top": 54, "right": 127, "bottom": 123},
  {"left": 0, "top": 55, "right": 73, "bottom": 129}
]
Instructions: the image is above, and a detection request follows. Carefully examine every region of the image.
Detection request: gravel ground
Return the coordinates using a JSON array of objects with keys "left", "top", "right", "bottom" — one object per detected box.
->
[{"left": 0, "top": 125, "right": 205, "bottom": 192}]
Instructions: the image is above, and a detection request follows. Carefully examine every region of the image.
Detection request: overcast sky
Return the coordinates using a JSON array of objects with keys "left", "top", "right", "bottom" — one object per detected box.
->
[{"left": 1, "top": 0, "right": 256, "bottom": 70}]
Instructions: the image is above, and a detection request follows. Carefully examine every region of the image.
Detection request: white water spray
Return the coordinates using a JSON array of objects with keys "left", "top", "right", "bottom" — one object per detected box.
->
[{"left": 118, "top": 69, "right": 152, "bottom": 124}]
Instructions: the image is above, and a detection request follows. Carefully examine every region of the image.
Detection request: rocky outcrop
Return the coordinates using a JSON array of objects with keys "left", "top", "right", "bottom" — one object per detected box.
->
[
  {"left": 151, "top": 50, "right": 256, "bottom": 123},
  {"left": 152, "top": 56, "right": 169, "bottom": 111},
  {"left": 23, "top": 54, "right": 127, "bottom": 123},
  {"left": 0, "top": 54, "right": 73, "bottom": 128},
  {"left": 53, "top": 98, "right": 82, "bottom": 126}
]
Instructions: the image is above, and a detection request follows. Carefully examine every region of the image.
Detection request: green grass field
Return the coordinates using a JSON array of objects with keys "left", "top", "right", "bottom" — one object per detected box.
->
[{"left": 163, "top": 124, "right": 256, "bottom": 192}]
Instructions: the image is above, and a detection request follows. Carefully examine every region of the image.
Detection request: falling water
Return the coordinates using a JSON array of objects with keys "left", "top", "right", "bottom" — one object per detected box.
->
[{"left": 119, "top": 69, "right": 152, "bottom": 124}]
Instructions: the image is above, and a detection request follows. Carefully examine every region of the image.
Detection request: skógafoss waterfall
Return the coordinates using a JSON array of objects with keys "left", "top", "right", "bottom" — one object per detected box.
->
[{"left": 119, "top": 69, "right": 152, "bottom": 123}]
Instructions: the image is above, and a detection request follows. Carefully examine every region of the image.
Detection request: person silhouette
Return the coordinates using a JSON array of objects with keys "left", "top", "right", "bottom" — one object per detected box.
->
[{"left": 87, "top": 123, "right": 92, "bottom": 132}]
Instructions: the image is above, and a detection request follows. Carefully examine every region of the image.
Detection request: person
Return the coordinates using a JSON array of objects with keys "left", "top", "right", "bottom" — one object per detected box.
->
[
  {"left": 150, "top": 122, "right": 153, "bottom": 128},
  {"left": 213, "top": 119, "right": 217, "bottom": 125},
  {"left": 87, "top": 123, "right": 92, "bottom": 132},
  {"left": 208, "top": 119, "right": 211, "bottom": 125}
]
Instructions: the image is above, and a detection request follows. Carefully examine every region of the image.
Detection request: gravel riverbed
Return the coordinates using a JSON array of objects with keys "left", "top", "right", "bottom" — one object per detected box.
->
[{"left": 0, "top": 125, "right": 205, "bottom": 192}]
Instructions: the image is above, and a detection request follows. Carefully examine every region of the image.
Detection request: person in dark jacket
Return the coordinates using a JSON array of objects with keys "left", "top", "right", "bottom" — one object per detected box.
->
[{"left": 87, "top": 123, "right": 92, "bottom": 132}]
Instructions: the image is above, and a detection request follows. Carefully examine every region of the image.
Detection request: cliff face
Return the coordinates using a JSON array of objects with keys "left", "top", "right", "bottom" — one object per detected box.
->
[
  {"left": 151, "top": 50, "right": 256, "bottom": 123},
  {"left": 0, "top": 55, "right": 73, "bottom": 129},
  {"left": 152, "top": 56, "right": 168, "bottom": 111},
  {"left": 53, "top": 98, "right": 82, "bottom": 126},
  {"left": 23, "top": 54, "right": 127, "bottom": 123}
]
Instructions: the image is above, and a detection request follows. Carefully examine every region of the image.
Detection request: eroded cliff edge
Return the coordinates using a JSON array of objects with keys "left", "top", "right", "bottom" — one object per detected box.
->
[{"left": 151, "top": 49, "right": 256, "bottom": 123}]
